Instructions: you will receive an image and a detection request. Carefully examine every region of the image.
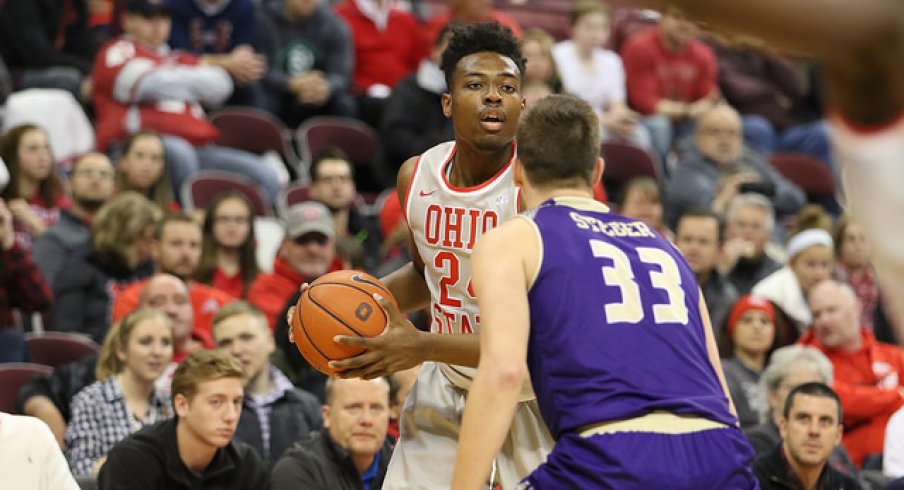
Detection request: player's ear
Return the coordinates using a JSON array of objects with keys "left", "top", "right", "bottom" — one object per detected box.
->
[
  {"left": 441, "top": 92, "right": 452, "bottom": 118},
  {"left": 593, "top": 157, "right": 605, "bottom": 186},
  {"left": 513, "top": 158, "right": 526, "bottom": 188}
]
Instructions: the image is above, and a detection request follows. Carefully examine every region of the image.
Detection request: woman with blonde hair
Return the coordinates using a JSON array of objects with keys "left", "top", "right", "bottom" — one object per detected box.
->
[
  {"left": 65, "top": 308, "right": 173, "bottom": 476},
  {"left": 51, "top": 191, "right": 161, "bottom": 342}
]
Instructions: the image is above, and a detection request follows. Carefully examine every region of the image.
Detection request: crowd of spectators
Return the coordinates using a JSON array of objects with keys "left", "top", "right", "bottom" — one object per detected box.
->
[{"left": 1, "top": 0, "right": 903, "bottom": 489}]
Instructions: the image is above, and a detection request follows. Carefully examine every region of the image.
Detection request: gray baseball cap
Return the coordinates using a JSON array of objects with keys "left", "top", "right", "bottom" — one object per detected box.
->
[{"left": 284, "top": 202, "right": 334, "bottom": 239}]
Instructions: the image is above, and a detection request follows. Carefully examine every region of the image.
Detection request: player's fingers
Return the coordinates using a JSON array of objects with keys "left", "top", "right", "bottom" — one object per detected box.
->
[
  {"left": 298, "top": 282, "right": 311, "bottom": 294},
  {"left": 285, "top": 306, "right": 296, "bottom": 326},
  {"left": 333, "top": 335, "right": 375, "bottom": 348},
  {"left": 373, "top": 294, "right": 403, "bottom": 323},
  {"left": 329, "top": 351, "right": 379, "bottom": 372}
]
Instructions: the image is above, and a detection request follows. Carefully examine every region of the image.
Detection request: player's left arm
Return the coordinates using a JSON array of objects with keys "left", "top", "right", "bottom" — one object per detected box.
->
[
  {"left": 452, "top": 218, "right": 537, "bottom": 490},
  {"left": 698, "top": 290, "right": 739, "bottom": 422}
]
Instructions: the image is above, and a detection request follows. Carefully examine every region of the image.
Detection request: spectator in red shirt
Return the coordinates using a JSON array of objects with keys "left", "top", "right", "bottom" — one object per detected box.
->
[
  {"left": 335, "top": 0, "right": 429, "bottom": 126},
  {"left": 620, "top": 7, "right": 719, "bottom": 166},
  {"left": 248, "top": 201, "right": 344, "bottom": 329},
  {"left": 194, "top": 191, "right": 260, "bottom": 299},
  {"left": 424, "top": 0, "right": 522, "bottom": 50},
  {"left": 112, "top": 213, "right": 234, "bottom": 347},
  {"left": 0, "top": 124, "right": 71, "bottom": 250},
  {"left": 0, "top": 198, "right": 53, "bottom": 362},
  {"left": 799, "top": 278, "right": 904, "bottom": 468},
  {"left": 114, "top": 131, "right": 178, "bottom": 213}
]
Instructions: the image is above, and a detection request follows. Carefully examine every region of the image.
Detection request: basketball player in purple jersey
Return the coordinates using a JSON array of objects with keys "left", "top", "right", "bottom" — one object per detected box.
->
[
  {"left": 453, "top": 95, "right": 758, "bottom": 489},
  {"left": 300, "top": 23, "right": 555, "bottom": 488},
  {"left": 612, "top": 0, "right": 904, "bottom": 345}
]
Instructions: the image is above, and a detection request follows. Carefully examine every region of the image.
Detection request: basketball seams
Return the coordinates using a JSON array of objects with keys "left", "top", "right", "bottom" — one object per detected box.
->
[
  {"left": 290, "top": 271, "right": 396, "bottom": 376},
  {"left": 308, "top": 282, "right": 392, "bottom": 332},
  {"left": 294, "top": 300, "right": 334, "bottom": 371}
]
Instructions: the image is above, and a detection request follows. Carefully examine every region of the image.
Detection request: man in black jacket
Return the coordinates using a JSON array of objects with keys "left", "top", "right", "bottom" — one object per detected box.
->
[
  {"left": 211, "top": 300, "right": 323, "bottom": 467},
  {"left": 753, "top": 382, "right": 861, "bottom": 490},
  {"left": 98, "top": 350, "right": 269, "bottom": 489},
  {"left": 270, "top": 377, "right": 393, "bottom": 490}
]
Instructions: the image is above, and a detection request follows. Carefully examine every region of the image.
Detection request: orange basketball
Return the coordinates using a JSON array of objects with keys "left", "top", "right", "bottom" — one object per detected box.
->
[{"left": 291, "top": 270, "right": 397, "bottom": 376}]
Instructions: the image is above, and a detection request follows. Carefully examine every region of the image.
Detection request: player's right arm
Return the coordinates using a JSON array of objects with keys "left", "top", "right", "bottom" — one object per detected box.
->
[
  {"left": 698, "top": 289, "right": 739, "bottom": 422},
  {"left": 330, "top": 156, "right": 482, "bottom": 378},
  {"left": 378, "top": 156, "right": 432, "bottom": 313}
]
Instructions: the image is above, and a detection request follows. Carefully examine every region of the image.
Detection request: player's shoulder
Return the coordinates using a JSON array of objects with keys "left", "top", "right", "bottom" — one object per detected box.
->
[{"left": 477, "top": 215, "right": 536, "bottom": 253}]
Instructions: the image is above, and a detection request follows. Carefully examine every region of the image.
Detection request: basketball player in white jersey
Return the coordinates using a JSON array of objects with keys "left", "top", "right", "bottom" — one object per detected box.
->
[
  {"left": 324, "top": 23, "right": 555, "bottom": 488},
  {"left": 618, "top": 0, "right": 904, "bottom": 346}
]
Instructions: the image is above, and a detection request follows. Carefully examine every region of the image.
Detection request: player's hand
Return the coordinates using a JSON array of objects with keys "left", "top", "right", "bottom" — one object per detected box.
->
[
  {"left": 286, "top": 283, "right": 311, "bottom": 344},
  {"left": 329, "top": 294, "right": 424, "bottom": 380}
]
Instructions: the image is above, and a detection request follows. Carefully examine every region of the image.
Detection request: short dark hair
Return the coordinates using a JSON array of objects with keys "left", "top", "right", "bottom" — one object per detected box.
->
[
  {"left": 516, "top": 94, "right": 599, "bottom": 187},
  {"left": 676, "top": 208, "right": 725, "bottom": 243},
  {"left": 440, "top": 22, "right": 524, "bottom": 91},
  {"left": 310, "top": 146, "right": 354, "bottom": 181},
  {"left": 783, "top": 382, "right": 842, "bottom": 421}
]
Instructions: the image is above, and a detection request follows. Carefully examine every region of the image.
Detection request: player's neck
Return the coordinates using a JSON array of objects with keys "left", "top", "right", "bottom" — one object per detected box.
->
[
  {"left": 521, "top": 186, "right": 594, "bottom": 209},
  {"left": 449, "top": 142, "right": 513, "bottom": 187}
]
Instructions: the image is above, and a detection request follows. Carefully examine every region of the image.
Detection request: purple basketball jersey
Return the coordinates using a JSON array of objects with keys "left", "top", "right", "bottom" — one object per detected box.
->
[{"left": 525, "top": 197, "right": 737, "bottom": 437}]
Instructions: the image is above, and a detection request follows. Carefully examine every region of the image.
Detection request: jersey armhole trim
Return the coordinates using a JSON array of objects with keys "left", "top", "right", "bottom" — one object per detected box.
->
[
  {"left": 515, "top": 215, "right": 543, "bottom": 291},
  {"left": 402, "top": 153, "right": 424, "bottom": 224},
  {"left": 828, "top": 107, "right": 904, "bottom": 135}
]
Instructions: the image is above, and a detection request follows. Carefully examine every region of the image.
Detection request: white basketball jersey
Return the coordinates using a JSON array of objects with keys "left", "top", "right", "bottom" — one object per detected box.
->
[
  {"left": 829, "top": 114, "right": 904, "bottom": 266},
  {"left": 405, "top": 141, "right": 520, "bottom": 337}
]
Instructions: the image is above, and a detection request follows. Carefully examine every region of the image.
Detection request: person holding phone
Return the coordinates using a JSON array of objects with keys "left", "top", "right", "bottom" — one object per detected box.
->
[{"left": 665, "top": 104, "right": 805, "bottom": 227}]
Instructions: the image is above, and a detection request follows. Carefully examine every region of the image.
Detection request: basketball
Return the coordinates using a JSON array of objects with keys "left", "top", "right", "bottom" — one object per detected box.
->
[{"left": 291, "top": 270, "right": 398, "bottom": 376}]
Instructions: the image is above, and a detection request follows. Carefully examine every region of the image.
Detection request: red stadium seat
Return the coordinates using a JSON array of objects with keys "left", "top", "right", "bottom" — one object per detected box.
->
[
  {"left": 25, "top": 332, "right": 100, "bottom": 368},
  {"left": 0, "top": 363, "right": 53, "bottom": 414},
  {"left": 211, "top": 106, "right": 299, "bottom": 175},
  {"left": 768, "top": 152, "right": 836, "bottom": 200},
  {"left": 296, "top": 116, "right": 382, "bottom": 191},
  {"left": 277, "top": 182, "right": 312, "bottom": 219},
  {"left": 601, "top": 142, "right": 659, "bottom": 183},
  {"left": 181, "top": 170, "right": 270, "bottom": 216}
]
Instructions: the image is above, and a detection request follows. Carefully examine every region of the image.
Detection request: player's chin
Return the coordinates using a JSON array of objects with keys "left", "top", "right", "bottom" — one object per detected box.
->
[{"left": 473, "top": 134, "right": 515, "bottom": 152}]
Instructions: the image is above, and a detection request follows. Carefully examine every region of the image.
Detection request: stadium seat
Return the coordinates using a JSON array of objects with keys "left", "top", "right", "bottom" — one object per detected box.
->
[
  {"left": 0, "top": 363, "right": 53, "bottom": 414},
  {"left": 768, "top": 152, "right": 836, "bottom": 200},
  {"left": 601, "top": 142, "right": 659, "bottom": 182},
  {"left": 181, "top": 170, "right": 270, "bottom": 217},
  {"left": 210, "top": 106, "right": 299, "bottom": 176},
  {"left": 295, "top": 116, "right": 382, "bottom": 192},
  {"left": 24, "top": 332, "right": 100, "bottom": 368},
  {"left": 276, "top": 182, "right": 312, "bottom": 219}
]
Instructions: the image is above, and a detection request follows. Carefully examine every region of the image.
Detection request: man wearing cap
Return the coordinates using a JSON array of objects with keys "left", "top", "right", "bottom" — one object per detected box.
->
[
  {"left": 798, "top": 278, "right": 904, "bottom": 468},
  {"left": 248, "top": 202, "right": 345, "bottom": 329}
]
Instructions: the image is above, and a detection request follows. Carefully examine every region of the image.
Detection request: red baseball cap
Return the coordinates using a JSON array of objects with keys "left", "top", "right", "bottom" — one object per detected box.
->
[{"left": 727, "top": 295, "right": 775, "bottom": 338}]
